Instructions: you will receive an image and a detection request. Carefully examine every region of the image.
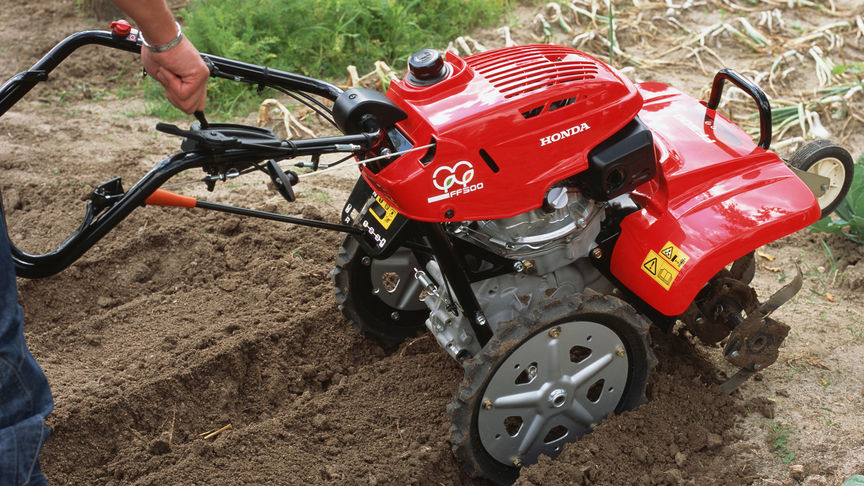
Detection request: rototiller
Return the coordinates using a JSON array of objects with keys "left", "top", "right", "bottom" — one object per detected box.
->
[{"left": 0, "top": 21, "right": 854, "bottom": 484}]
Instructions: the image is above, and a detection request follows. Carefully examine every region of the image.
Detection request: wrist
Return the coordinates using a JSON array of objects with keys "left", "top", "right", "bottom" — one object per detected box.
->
[{"left": 141, "top": 21, "right": 183, "bottom": 53}]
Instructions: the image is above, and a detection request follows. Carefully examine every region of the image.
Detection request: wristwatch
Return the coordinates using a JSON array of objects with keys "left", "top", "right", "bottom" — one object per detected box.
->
[{"left": 141, "top": 21, "right": 183, "bottom": 53}]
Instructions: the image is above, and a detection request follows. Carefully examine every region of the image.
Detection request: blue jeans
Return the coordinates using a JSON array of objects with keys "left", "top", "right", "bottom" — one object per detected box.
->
[{"left": 0, "top": 210, "right": 53, "bottom": 486}]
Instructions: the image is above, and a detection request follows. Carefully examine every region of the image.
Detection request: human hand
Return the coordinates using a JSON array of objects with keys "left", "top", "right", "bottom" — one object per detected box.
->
[{"left": 141, "top": 36, "right": 208, "bottom": 114}]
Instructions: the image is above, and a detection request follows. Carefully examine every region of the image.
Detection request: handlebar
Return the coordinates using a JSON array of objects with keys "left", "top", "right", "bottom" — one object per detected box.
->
[
  {"left": 0, "top": 28, "right": 398, "bottom": 278},
  {"left": 705, "top": 68, "right": 772, "bottom": 150}
]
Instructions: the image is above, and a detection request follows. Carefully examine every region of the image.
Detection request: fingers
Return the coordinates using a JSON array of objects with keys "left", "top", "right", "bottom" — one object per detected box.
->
[{"left": 142, "top": 37, "right": 209, "bottom": 114}]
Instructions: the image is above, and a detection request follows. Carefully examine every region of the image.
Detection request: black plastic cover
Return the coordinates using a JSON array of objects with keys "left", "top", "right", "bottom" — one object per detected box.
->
[
  {"left": 332, "top": 88, "right": 408, "bottom": 134},
  {"left": 579, "top": 116, "right": 656, "bottom": 201}
]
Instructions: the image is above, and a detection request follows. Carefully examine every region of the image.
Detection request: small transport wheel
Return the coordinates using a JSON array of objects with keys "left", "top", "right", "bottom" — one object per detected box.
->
[
  {"left": 331, "top": 236, "right": 427, "bottom": 347},
  {"left": 448, "top": 291, "right": 655, "bottom": 485},
  {"left": 789, "top": 139, "right": 854, "bottom": 219}
]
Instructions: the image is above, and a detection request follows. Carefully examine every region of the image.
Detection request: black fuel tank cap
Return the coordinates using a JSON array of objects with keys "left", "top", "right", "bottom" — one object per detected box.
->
[{"left": 407, "top": 49, "right": 450, "bottom": 86}]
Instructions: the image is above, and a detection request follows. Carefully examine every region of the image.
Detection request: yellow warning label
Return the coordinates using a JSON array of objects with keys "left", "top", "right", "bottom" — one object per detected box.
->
[
  {"left": 641, "top": 250, "right": 679, "bottom": 291},
  {"left": 371, "top": 196, "right": 399, "bottom": 230},
  {"left": 658, "top": 241, "right": 689, "bottom": 270}
]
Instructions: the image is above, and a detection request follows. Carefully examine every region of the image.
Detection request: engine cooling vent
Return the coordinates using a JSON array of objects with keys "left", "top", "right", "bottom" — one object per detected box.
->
[{"left": 466, "top": 46, "right": 598, "bottom": 98}]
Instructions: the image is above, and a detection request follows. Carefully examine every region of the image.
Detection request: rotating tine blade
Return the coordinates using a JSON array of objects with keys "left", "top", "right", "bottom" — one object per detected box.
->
[{"left": 760, "top": 265, "right": 803, "bottom": 317}]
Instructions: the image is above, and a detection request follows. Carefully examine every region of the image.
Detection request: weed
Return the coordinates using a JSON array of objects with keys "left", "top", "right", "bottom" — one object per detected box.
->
[
  {"left": 302, "top": 188, "right": 332, "bottom": 204},
  {"left": 803, "top": 237, "right": 848, "bottom": 293},
  {"left": 767, "top": 421, "right": 796, "bottom": 463},
  {"left": 832, "top": 62, "right": 864, "bottom": 76}
]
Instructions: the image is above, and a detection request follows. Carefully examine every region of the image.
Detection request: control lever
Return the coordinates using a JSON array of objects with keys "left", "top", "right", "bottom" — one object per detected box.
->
[
  {"left": 266, "top": 159, "right": 298, "bottom": 202},
  {"left": 194, "top": 110, "right": 210, "bottom": 129},
  {"left": 155, "top": 122, "right": 241, "bottom": 152}
]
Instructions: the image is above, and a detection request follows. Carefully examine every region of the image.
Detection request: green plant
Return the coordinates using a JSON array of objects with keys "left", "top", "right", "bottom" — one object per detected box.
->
[
  {"left": 810, "top": 156, "right": 864, "bottom": 244},
  {"left": 832, "top": 62, "right": 864, "bottom": 76},
  {"left": 767, "top": 421, "right": 796, "bottom": 463},
  {"left": 146, "top": 0, "right": 509, "bottom": 118},
  {"left": 804, "top": 237, "right": 848, "bottom": 293}
]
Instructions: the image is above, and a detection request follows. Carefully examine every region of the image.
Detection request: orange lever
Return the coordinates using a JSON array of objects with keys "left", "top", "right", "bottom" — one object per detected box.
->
[{"left": 145, "top": 189, "right": 197, "bottom": 208}]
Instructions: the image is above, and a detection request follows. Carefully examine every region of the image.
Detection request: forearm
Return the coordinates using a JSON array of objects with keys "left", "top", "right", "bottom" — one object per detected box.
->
[{"left": 110, "top": 0, "right": 178, "bottom": 45}]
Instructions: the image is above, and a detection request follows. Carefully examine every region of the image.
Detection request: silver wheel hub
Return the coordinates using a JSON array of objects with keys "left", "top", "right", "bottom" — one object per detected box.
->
[{"left": 478, "top": 320, "right": 629, "bottom": 466}]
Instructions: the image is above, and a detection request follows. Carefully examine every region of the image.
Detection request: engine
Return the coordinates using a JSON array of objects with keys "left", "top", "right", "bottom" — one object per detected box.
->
[
  {"left": 419, "top": 185, "right": 614, "bottom": 361},
  {"left": 450, "top": 185, "right": 603, "bottom": 276}
]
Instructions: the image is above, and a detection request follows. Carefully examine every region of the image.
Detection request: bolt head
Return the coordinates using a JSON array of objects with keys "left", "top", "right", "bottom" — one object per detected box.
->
[
  {"left": 482, "top": 399, "right": 493, "bottom": 410},
  {"left": 591, "top": 248, "right": 602, "bottom": 259},
  {"left": 361, "top": 256, "right": 372, "bottom": 266},
  {"left": 548, "top": 327, "right": 561, "bottom": 339},
  {"left": 513, "top": 261, "right": 525, "bottom": 272},
  {"left": 390, "top": 311, "right": 400, "bottom": 321},
  {"left": 547, "top": 388, "right": 567, "bottom": 408},
  {"left": 729, "top": 350, "right": 739, "bottom": 358},
  {"left": 512, "top": 457, "right": 523, "bottom": 468},
  {"left": 753, "top": 363, "right": 761, "bottom": 370},
  {"left": 615, "top": 345, "right": 626, "bottom": 357}
]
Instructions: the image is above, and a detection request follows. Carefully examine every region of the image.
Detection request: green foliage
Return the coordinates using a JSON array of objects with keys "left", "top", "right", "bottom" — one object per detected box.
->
[
  {"left": 842, "top": 475, "right": 864, "bottom": 486},
  {"left": 831, "top": 62, "right": 864, "bottom": 76},
  {"left": 767, "top": 421, "right": 796, "bottom": 464},
  {"left": 810, "top": 157, "right": 864, "bottom": 244},
  {"left": 148, "top": 0, "right": 508, "bottom": 118}
]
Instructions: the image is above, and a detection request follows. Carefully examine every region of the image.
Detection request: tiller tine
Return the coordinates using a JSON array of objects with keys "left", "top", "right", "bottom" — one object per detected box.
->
[{"left": 720, "top": 268, "right": 803, "bottom": 394}]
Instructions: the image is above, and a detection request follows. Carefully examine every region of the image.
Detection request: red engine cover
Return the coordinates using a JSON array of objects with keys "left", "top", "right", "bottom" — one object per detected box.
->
[{"left": 364, "top": 45, "right": 643, "bottom": 221}]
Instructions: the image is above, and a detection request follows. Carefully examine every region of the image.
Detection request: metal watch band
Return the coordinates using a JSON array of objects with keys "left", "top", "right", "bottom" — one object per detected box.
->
[{"left": 141, "top": 21, "right": 183, "bottom": 53}]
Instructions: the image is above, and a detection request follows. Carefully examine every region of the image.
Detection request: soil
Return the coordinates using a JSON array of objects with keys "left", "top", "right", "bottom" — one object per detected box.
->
[{"left": 2, "top": 1, "right": 863, "bottom": 485}]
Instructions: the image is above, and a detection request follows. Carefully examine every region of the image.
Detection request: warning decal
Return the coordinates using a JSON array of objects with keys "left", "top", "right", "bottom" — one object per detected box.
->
[
  {"left": 370, "top": 196, "right": 399, "bottom": 230},
  {"left": 641, "top": 249, "right": 680, "bottom": 291},
  {"left": 658, "top": 241, "right": 689, "bottom": 270}
]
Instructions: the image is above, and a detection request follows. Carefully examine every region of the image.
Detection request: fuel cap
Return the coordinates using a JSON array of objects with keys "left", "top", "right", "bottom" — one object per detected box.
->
[{"left": 407, "top": 49, "right": 449, "bottom": 86}]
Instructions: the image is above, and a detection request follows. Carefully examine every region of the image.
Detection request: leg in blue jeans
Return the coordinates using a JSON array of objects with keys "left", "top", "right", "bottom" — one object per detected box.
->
[{"left": 0, "top": 210, "right": 53, "bottom": 486}]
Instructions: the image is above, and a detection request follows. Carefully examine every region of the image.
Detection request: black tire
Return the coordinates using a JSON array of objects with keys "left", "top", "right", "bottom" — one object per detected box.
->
[
  {"left": 448, "top": 291, "right": 655, "bottom": 485},
  {"left": 788, "top": 139, "right": 854, "bottom": 219},
  {"left": 331, "top": 236, "right": 427, "bottom": 347}
]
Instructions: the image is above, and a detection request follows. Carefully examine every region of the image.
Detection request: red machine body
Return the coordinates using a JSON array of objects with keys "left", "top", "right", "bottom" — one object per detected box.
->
[
  {"left": 616, "top": 82, "right": 820, "bottom": 315},
  {"left": 365, "top": 45, "right": 820, "bottom": 317},
  {"left": 369, "top": 45, "right": 642, "bottom": 221}
]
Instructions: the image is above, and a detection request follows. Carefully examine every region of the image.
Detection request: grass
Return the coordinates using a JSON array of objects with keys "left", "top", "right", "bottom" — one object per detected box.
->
[
  {"left": 767, "top": 421, "right": 796, "bottom": 464},
  {"left": 804, "top": 237, "right": 848, "bottom": 293},
  {"left": 145, "top": 0, "right": 511, "bottom": 119}
]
